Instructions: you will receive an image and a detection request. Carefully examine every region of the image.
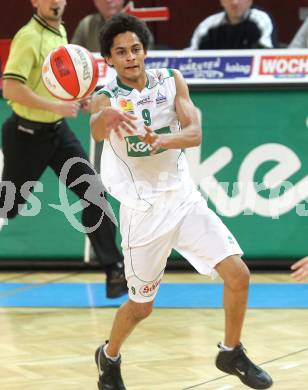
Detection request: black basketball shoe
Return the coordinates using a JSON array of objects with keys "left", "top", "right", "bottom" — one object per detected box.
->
[
  {"left": 215, "top": 343, "right": 273, "bottom": 389},
  {"left": 106, "top": 262, "right": 128, "bottom": 299},
  {"left": 95, "top": 344, "right": 126, "bottom": 390}
]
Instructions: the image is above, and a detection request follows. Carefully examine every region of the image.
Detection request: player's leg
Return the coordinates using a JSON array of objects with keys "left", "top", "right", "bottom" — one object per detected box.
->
[
  {"left": 173, "top": 202, "right": 248, "bottom": 346},
  {"left": 0, "top": 114, "right": 54, "bottom": 219},
  {"left": 214, "top": 257, "right": 273, "bottom": 388},
  {"left": 95, "top": 300, "right": 153, "bottom": 390},
  {"left": 106, "top": 236, "right": 171, "bottom": 356},
  {"left": 49, "top": 121, "right": 126, "bottom": 297},
  {"left": 215, "top": 256, "right": 249, "bottom": 347},
  {"left": 95, "top": 205, "right": 174, "bottom": 389},
  {"left": 106, "top": 300, "right": 154, "bottom": 355},
  {"left": 174, "top": 196, "right": 273, "bottom": 389}
]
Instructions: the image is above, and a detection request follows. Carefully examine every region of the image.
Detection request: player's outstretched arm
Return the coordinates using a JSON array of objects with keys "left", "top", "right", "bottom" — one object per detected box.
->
[
  {"left": 2, "top": 79, "right": 79, "bottom": 118},
  {"left": 90, "top": 93, "right": 137, "bottom": 142},
  {"left": 291, "top": 257, "right": 308, "bottom": 281}
]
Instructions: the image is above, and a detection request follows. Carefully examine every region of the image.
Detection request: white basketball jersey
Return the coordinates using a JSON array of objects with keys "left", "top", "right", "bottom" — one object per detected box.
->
[{"left": 98, "top": 68, "right": 194, "bottom": 210}]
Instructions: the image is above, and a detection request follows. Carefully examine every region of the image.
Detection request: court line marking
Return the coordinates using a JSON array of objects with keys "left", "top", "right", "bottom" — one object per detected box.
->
[
  {"left": 1, "top": 282, "right": 308, "bottom": 308},
  {"left": 0, "top": 271, "right": 35, "bottom": 283},
  {"left": 182, "top": 347, "right": 308, "bottom": 389},
  {"left": 0, "top": 272, "right": 82, "bottom": 299}
]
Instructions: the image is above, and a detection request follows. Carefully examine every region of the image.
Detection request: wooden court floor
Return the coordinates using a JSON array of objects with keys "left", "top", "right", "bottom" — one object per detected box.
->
[{"left": 1, "top": 271, "right": 307, "bottom": 389}]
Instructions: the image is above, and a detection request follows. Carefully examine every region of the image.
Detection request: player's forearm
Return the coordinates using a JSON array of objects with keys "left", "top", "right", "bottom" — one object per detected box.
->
[
  {"left": 160, "top": 126, "right": 202, "bottom": 149},
  {"left": 3, "top": 80, "right": 58, "bottom": 113},
  {"left": 90, "top": 110, "right": 110, "bottom": 142}
]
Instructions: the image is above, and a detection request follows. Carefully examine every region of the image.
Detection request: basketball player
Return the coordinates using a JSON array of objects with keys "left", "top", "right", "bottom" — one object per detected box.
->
[
  {"left": 90, "top": 14, "right": 273, "bottom": 390},
  {"left": 1, "top": 0, "right": 134, "bottom": 298}
]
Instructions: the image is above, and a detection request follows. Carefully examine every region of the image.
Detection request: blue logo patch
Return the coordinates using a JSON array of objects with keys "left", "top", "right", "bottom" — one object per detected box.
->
[{"left": 156, "top": 90, "right": 167, "bottom": 105}]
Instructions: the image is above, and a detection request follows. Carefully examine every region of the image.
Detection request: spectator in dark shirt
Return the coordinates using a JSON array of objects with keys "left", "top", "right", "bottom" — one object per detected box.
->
[{"left": 189, "top": 0, "right": 277, "bottom": 50}]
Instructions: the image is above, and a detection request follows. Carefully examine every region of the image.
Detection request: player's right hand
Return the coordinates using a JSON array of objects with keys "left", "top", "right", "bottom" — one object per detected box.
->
[
  {"left": 103, "top": 107, "right": 137, "bottom": 139},
  {"left": 139, "top": 126, "right": 164, "bottom": 154},
  {"left": 54, "top": 101, "right": 80, "bottom": 118}
]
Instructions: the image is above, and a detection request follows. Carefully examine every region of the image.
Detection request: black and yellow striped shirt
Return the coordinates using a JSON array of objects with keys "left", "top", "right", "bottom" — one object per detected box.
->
[{"left": 3, "top": 14, "right": 67, "bottom": 122}]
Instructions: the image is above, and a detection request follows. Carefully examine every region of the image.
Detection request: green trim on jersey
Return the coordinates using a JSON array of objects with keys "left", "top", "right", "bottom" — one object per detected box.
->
[
  {"left": 116, "top": 74, "right": 150, "bottom": 91},
  {"left": 102, "top": 69, "right": 174, "bottom": 100},
  {"left": 116, "top": 76, "right": 133, "bottom": 91},
  {"left": 3, "top": 15, "right": 67, "bottom": 122},
  {"left": 96, "top": 89, "right": 112, "bottom": 98},
  {"left": 145, "top": 75, "right": 150, "bottom": 88}
]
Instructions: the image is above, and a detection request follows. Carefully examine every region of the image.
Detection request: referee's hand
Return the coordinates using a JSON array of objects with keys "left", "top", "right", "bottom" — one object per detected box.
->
[{"left": 53, "top": 101, "right": 80, "bottom": 118}]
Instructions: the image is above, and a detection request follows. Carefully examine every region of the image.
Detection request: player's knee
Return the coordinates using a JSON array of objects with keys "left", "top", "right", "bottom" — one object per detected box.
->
[
  {"left": 232, "top": 263, "right": 250, "bottom": 291},
  {"left": 226, "top": 257, "right": 250, "bottom": 291},
  {"left": 237, "top": 268, "right": 250, "bottom": 290},
  {"left": 132, "top": 301, "right": 153, "bottom": 321}
]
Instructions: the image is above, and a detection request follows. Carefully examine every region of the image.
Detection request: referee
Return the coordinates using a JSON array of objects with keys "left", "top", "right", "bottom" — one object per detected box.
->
[{"left": 0, "top": 0, "right": 129, "bottom": 298}]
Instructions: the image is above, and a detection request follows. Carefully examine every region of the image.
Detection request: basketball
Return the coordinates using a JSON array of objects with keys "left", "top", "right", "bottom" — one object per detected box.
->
[{"left": 42, "top": 44, "right": 99, "bottom": 101}]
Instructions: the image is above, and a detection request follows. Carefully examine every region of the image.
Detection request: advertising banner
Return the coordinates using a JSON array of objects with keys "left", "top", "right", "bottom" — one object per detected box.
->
[
  {"left": 94, "top": 49, "right": 308, "bottom": 86},
  {"left": 259, "top": 55, "right": 308, "bottom": 79}
]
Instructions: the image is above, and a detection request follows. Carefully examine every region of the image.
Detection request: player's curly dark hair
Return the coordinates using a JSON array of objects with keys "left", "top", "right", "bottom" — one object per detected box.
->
[{"left": 100, "top": 14, "right": 151, "bottom": 57}]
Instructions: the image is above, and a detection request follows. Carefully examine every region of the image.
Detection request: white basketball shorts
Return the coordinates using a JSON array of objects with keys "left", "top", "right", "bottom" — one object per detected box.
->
[{"left": 120, "top": 188, "right": 243, "bottom": 303}]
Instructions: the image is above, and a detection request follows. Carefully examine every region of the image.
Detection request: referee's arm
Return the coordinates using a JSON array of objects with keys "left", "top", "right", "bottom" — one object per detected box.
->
[
  {"left": 2, "top": 78, "right": 79, "bottom": 117},
  {"left": 2, "top": 79, "right": 79, "bottom": 118}
]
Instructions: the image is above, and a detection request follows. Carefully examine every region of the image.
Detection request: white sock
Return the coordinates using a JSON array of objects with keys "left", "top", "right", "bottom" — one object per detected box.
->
[
  {"left": 220, "top": 342, "right": 234, "bottom": 352},
  {"left": 103, "top": 344, "right": 120, "bottom": 362}
]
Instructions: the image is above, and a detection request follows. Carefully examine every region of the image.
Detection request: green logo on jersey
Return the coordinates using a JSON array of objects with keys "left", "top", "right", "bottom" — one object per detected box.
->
[
  {"left": 125, "top": 126, "right": 171, "bottom": 157},
  {"left": 228, "top": 235, "right": 235, "bottom": 244}
]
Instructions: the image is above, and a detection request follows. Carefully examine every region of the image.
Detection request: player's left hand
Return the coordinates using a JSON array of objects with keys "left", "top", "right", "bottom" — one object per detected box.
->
[{"left": 139, "top": 126, "right": 163, "bottom": 155}]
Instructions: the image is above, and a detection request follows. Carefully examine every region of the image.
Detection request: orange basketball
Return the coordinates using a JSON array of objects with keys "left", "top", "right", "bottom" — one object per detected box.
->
[{"left": 42, "top": 44, "right": 99, "bottom": 101}]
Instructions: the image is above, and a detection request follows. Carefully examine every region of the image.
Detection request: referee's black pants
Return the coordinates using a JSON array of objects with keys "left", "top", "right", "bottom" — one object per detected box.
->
[{"left": 0, "top": 113, "right": 122, "bottom": 268}]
